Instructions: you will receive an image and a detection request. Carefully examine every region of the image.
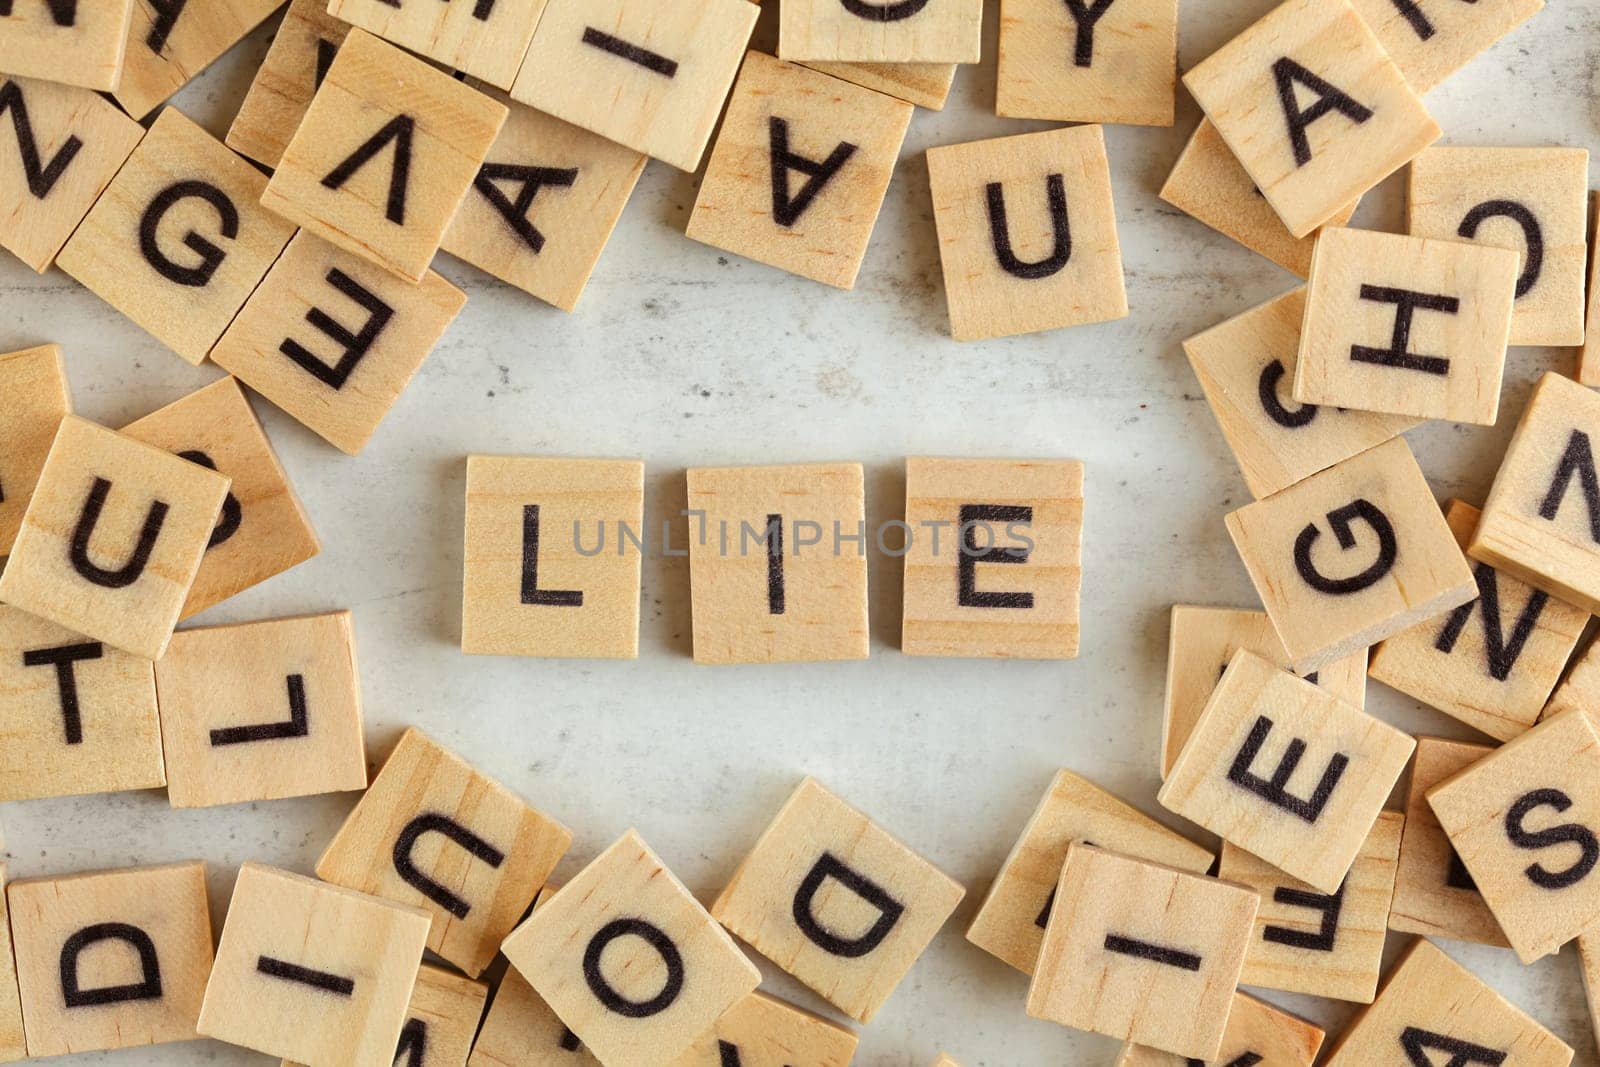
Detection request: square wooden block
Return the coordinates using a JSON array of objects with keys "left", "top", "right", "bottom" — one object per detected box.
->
[
  {"left": 263, "top": 29, "right": 508, "bottom": 282},
  {"left": 112, "top": 0, "right": 281, "bottom": 120},
  {"left": 1225, "top": 436, "right": 1476, "bottom": 673},
  {"left": 154, "top": 610, "right": 367, "bottom": 809},
  {"left": 779, "top": 0, "right": 978, "bottom": 62},
  {"left": 0, "top": 416, "right": 229, "bottom": 660},
  {"left": 316, "top": 727, "right": 572, "bottom": 977},
  {"left": 0, "top": 605, "right": 164, "bottom": 802},
  {"left": 9, "top": 862, "right": 213, "bottom": 1058},
  {"left": 461, "top": 455, "right": 644, "bottom": 658},
  {"left": 686, "top": 53, "right": 913, "bottom": 291},
  {"left": 1183, "top": 287, "right": 1419, "bottom": 500},
  {"left": 441, "top": 85, "right": 646, "bottom": 313},
  {"left": 1323, "top": 938, "right": 1572, "bottom": 1066},
  {"left": 1160, "top": 120, "right": 1358, "bottom": 278},
  {"left": 711, "top": 777, "right": 966, "bottom": 1023},
  {"left": 1583, "top": 192, "right": 1600, "bottom": 386},
  {"left": 965, "top": 769, "right": 1212, "bottom": 975},
  {"left": 901, "top": 456, "right": 1083, "bottom": 659},
  {"left": 686, "top": 463, "right": 869, "bottom": 664},
  {"left": 797, "top": 60, "right": 956, "bottom": 109},
  {"left": 0, "top": 867, "right": 21, "bottom": 1063},
  {"left": 667, "top": 991, "right": 859, "bottom": 1067},
  {"left": 1026, "top": 845, "right": 1259, "bottom": 1060},
  {"left": 286, "top": 963, "right": 489, "bottom": 1067},
  {"left": 1293, "top": 227, "right": 1518, "bottom": 425},
  {"left": 225, "top": 0, "right": 352, "bottom": 169},
  {"left": 1408, "top": 146, "right": 1588, "bottom": 347},
  {"left": 1471, "top": 372, "right": 1600, "bottom": 615},
  {"left": 1114, "top": 991, "right": 1325, "bottom": 1067},
  {"left": 926, "top": 125, "right": 1127, "bottom": 341},
  {"left": 501, "top": 831, "right": 761, "bottom": 1067},
  {"left": 1389, "top": 736, "right": 1509, "bottom": 947},
  {"left": 121, "top": 377, "right": 320, "bottom": 621},
  {"left": 996, "top": 0, "right": 1177, "bottom": 125},
  {"left": 1160, "top": 649, "right": 1415, "bottom": 893},
  {"left": 57, "top": 107, "right": 295, "bottom": 365},
  {"left": 198, "top": 863, "right": 431, "bottom": 1067},
  {"left": 1162, "top": 605, "right": 1367, "bottom": 779},
  {"left": 328, "top": 0, "right": 549, "bottom": 89},
  {"left": 467, "top": 963, "right": 598, "bottom": 1066},
  {"left": 211, "top": 230, "right": 467, "bottom": 455},
  {"left": 509, "top": 0, "right": 758, "bottom": 172},
  {"left": 1347, "top": 0, "right": 1542, "bottom": 93},
  {"left": 0, "top": 343, "right": 70, "bottom": 553},
  {"left": 1370, "top": 500, "right": 1586, "bottom": 741},
  {"left": 1219, "top": 809, "right": 1402, "bottom": 1003},
  {"left": 1184, "top": 0, "right": 1439, "bottom": 239},
  {"left": 0, "top": 0, "right": 131, "bottom": 90},
  {"left": 1428, "top": 706, "right": 1600, "bottom": 962},
  {"left": 0, "top": 77, "right": 143, "bottom": 273}
]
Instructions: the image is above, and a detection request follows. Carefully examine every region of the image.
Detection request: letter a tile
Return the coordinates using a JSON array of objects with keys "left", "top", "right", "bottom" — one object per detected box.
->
[
  {"left": 500, "top": 831, "right": 761, "bottom": 1067},
  {"left": 0, "top": 342, "right": 71, "bottom": 553},
  {"left": 1025, "top": 845, "right": 1259, "bottom": 1060},
  {"left": 0, "top": 0, "right": 133, "bottom": 91},
  {"left": 996, "top": 0, "right": 1179, "bottom": 126},
  {"left": 1114, "top": 990, "right": 1324, "bottom": 1067},
  {"left": 666, "top": 991, "right": 859, "bottom": 1067},
  {"left": 687, "top": 53, "right": 913, "bottom": 290},
  {"left": 0, "top": 416, "right": 230, "bottom": 660},
  {"left": 1160, "top": 649, "right": 1414, "bottom": 893},
  {"left": 926, "top": 125, "right": 1126, "bottom": 341},
  {"left": 316, "top": 727, "right": 572, "bottom": 977},
  {"left": 225, "top": 0, "right": 353, "bottom": 169},
  {"left": 711, "top": 777, "right": 966, "bottom": 1023}
]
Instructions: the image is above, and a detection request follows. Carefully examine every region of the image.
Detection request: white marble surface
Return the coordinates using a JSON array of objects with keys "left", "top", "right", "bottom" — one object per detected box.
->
[{"left": 5, "top": 0, "right": 1600, "bottom": 1063}]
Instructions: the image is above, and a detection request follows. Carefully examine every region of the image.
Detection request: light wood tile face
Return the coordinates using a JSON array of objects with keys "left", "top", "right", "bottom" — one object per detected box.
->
[
  {"left": 111, "top": 0, "right": 282, "bottom": 120},
  {"left": 0, "top": 0, "right": 132, "bottom": 91},
  {"left": 996, "top": 0, "right": 1177, "bottom": 126},
  {"left": 1113, "top": 990, "right": 1325, "bottom": 1067},
  {"left": 286, "top": 963, "right": 489, "bottom": 1067},
  {"left": 328, "top": 0, "right": 550, "bottom": 90},
  {"left": 779, "top": 0, "right": 979, "bottom": 62},
  {"left": 1347, "top": 0, "right": 1542, "bottom": 92},
  {"left": 0, "top": 343, "right": 70, "bottom": 553},
  {"left": 226, "top": 0, "right": 353, "bottom": 169},
  {"left": 665, "top": 991, "right": 859, "bottom": 1067},
  {"left": 797, "top": 59, "right": 956, "bottom": 109},
  {"left": 467, "top": 965, "right": 598, "bottom": 1067}
]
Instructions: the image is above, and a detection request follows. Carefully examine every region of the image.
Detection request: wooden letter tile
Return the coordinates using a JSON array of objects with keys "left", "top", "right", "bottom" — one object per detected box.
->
[
  {"left": 1182, "top": 288, "right": 1418, "bottom": 500},
  {"left": 1025, "top": 844, "right": 1259, "bottom": 1060},
  {"left": 0, "top": 343, "right": 70, "bottom": 553},
  {"left": 1346, "top": 0, "right": 1542, "bottom": 93},
  {"left": 1389, "top": 736, "right": 1509, "bottom": 947},
  {"left": 1370, "top": 500, "right": 1586, "bottom": 741},
  {"left": 262, "top": 29, "right": 508, "bottom": 282},
  {"left": 927, "top": 125, "right": 1126, "bottom": 341},
  {"left": 111, "top": 0, "right": 282, "bottom": 120},
  {"left": 710, "top": 777, "right": 966, "bottom": 1022},
  {"left": 1408, "top": 146, "right": 1588, "bottom": 347},
  {"left": 501, "top": 831, "right": 761, "bottom": 1067},
  {"left": 0, "top": 77, "right": 143, "bottom": 273},
  {"left": 779, "top": 0, "right": 978, "bottom": 62},
  {"left": 996, "top": 0, "right": 1177, "bottom": 126},
  {"left": 686, "top": 53, "right": 913, "bottom": 291},
  {"left": 1427, "top": 706, "right": 1600, "bottom": 962},
  {"left": 1224, "top": 436, "right": 1476, "bottom": 673},
  {"left": 0, "top": 416, "right": 229, "bottom": 659},
  {"left": 121, "top": 377, "right": 320, "bottom": 620},
  {"left": 1471, "top": 372, "right": 1600, "bottom": 615},
  {"left": 1160, "top": 120, "right": 1358, "bottom": 278},
  {"left": 901, "top": 456, "right": 1083, "bottom": 659},
  {"left": 461, "top": 456, "right": 644, "bottom": 658},
  {"left": 198, "top": 863, "right": 431, "bottom": 1066},
  {"left": 0, "top": 605, "right": 164, "bottom": 802},
  {"left": 327, "top": 0, "right": 550, "bottom": 89},
  {"left": 1183, "top": 0, "right": 1439, "bottom": 239},
  {"left": 1163, "top": 605, "right": 1367, "bottom": 778},
  {"left": 1293, "top": 227, "right": 1518, "bottom": 425},
  {"left": 316, "top": 727, "right": 572, "bottom": 976},
  {"left": 1114, "top": 990, "right": 1324, "bottom": 1067},
  {"left": 285, "top": 962, "right": 489, "bottom": 1067},
  {"left": 210, "top": 231, "right": 467, "bottom": 455},
  {"left": 509, "top": 0, "right": 759, "bottom": 173},
  {"left": 1323, "top": 938, "right": 1572, "bottom": 1066},
  {"left": 666, "top": 991, "right": 859, "bottom": 1067},
  {"left": 1160, "top": 649, "right": 1415, "bottom": 893},
  {"left": 797, "top": 60, "right": 957, "bottom": 110},
  {"left": 225, "top": 0, "right": 353, "bottom": 169},
  {"left": 965, "top": 769, "right": 1212, "bottom": 975},
  {"left": 56, "top": 107, "right": 295, "bottom": 365},
  {"left": 467, "top": 962, "right": 598, "bottom": 1066},
  {"left": 1582, "top": 192, "right": 1600, "bottom": 386},
  {"left": 686, "top": 463, "right": 868, "bottom": 664},
  {"left": 154, "top": 610, "right": 367, "bottom": 808},
  {"left": 441, "top": 85, "right": 646, "bottom": 313},
  {"left": 0, "top": 867, "right": 21, "bottom": 1063},
  {"left": 9, "top": 862, "right": 213, "bottom": 1058},
  {"left": 0, "top": 0, "right": 132, "bottom": 90},
  {"left": 1219, "top": 809, "right": 1403, "bottom": 1003}
]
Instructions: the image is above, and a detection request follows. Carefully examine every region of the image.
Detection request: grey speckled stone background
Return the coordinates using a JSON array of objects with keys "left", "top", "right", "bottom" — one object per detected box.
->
[{"left": 4, "top": 0, "right": 1600, "bottom": 1062}]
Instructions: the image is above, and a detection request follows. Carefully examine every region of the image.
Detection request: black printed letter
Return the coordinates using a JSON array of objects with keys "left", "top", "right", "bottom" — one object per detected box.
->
[
  {"left": 1505, "top": 787, "right": 1600, "bottom": 890},
  {"left": 394, "top": 1018, "right": 426, "bottom": 1067},
  {"left": 0, "top": 80, "right": 81, "bottom": 198},
  {"left": 839, "top": 0, "right": 931, "bottom": 19},
  {"left": 986, "top": 174, "right": 1070, "bottom": 279},
  {"left": 61, "top": 923, "right": 162, "bottom": 1007},
  {"left": 580, "top": 28, "right": 677, "bottom": 77},
  {"left": 1293, "top": 498, "right": 1396, "bottom": 595},
  {"left": 1227, "top": 715, "right": 1349, "bottom": 823},
  {"left": 1262, "top": 881, "right": 1343, "bottom": 951},
  {"left": 582, "top": 918, "right": 683, "bottom": 1017},
  {"left": 1349, "top": 285, "right": 1458, "bottom": 375},
  {"left": 1258, "top": 359, "right": 1318, "bottom": 428},
  {"left": 1537, "top": 429, "right": 1600, "bottom": 543},
  {"left": 1272, "top": 58, "right": 1374, "bottom": 168},
  {"left": 392, "top": 813, "right": 506, "bottom": 918},
  {"left": 1459, "top": 200, "right": 1542, "bottom": 298},
  {"left": 70, "top": 477, "right": 167, "bottom": 589},
  {"left": 521, "top": 504, "right": 582, "bottom": 607},
  {"left": 321, "top": 115, "right": 414, "bottom": 225},
  {"left": 209, "top": 674, "right": 310, "bottom": 746},
  {"left": 144, "top": 0, "right": 189, "bottom": 53},
  {"left": 1103, "top": 933, "right": 1201, "bottom": 970},
  {"left": 958, "top": 503, "right": 1033, "bottom": 608},
  {"left": 178, "top": 449, "right": 242, "bottom": 549},
  {"left": 769, "top": 117, "right": 856, "bottom": 228},
  {"left": 1062, "top": 0, "right": 1116, "bottom": 65},
  {"left": 279, "top": 268, "right": 395, "bottom": 389},
  {"left": 765, "top": 512, "right": 785, "bottom": 615},
  {"left": 138, "top": 180, "right": 239, "bottom": 287},
  {"left": 473, "top": 164, "right": 577, "bottom": 254},
  {"left": 1433, "top": 564, "right": 1548, "bottom": 681},
  {"left": 1400, "top": 1027, "right": 1507, "bottom": 1067},
  {"left": 0, "top": 0, "right": 77, "bottom": 26},
  {"left": 792, "top": 852, "right": 904, "bottom": 957},
  {"left": 21, "top": 641, "right": 101, "bottom": 745},
  {"left": 257, "top": 955, "right": 355, "bottom": 996}
]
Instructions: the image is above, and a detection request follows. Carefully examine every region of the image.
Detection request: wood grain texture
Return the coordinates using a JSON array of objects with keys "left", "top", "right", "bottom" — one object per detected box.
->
[
  {"left": 1114, "top": 990, "right": 1324, "bottom": 1067},
  {"left": 0, "top": 343, "right": 70, "bottom": 552},
  {"left": 111, "top": 0, "right": 282, "bottom": 120},
  {"left": 665, "top": 991, "right": 858, "bottom": 1067},
  {"left": 226, "top": 0, "right": 352, "bottom": 168},
  {"left": 779, "top": 0, "right": 979, "bottom": 62},
  {"left": 997, "top": 0, "right": 1176, "bottom": 125},
  {"left": 328, "top": 0, "right": 550, "bottom": 89},
  {"left": 0, "top": 0, "right": 132, "bottom": 90}
]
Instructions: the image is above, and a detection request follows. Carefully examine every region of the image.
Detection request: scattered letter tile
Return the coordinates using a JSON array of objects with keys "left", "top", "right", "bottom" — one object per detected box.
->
[
  {"left": 780, "top": 0, "right": 979, "bottom": 62},
  {"left": 1346, "top": 0, "right": 1542, "bottom": 93},
  {"left": 666, "top": 990, "right": 859, "bottom": 1067},
  {"left": 0, "top": 0, "right": 132, "bottom": 91},
  {"left": 996, "top": 0, "right": 1178, "bottom": 126},
  {"left": 327, "top": 0, "right": 550, "bottom": 90},
  {"left": 467, "top": 961, "right": 598, "bottom": 1066},
  {"left": 0, "top": 342, "right": 70, "bottom": 553},
  {"left": 225, "top": 0, "right": 352, "bottom": 169},
  {"left": 1114, "top": 990, "right": 1324, "bottom": 1067}
]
